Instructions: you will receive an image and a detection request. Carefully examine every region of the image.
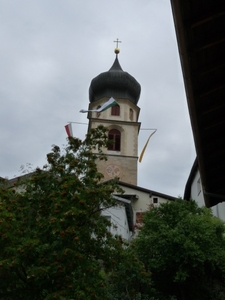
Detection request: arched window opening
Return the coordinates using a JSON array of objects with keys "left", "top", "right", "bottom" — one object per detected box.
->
[
  {"left": 108, "top": 129, "right": 121, "bottom": 151},
  {"left": 111, "top": 104, "right": 120, "bottom": 116},
  {"left": 129, "top": 108, "right": 133, "bottom": 120}
]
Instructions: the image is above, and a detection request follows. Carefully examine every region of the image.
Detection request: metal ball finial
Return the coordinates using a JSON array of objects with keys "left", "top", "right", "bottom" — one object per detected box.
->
[{"left": 114, "top": 48, "right": 120, "bottom": 54}]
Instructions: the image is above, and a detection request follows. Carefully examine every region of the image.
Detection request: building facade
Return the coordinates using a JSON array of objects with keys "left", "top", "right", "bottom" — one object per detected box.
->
[
  {"left": 184, "top": 158, "right": 225, "bottom": 221},
  {"left": 85, "top": 47, "right": 176, "bottom": 238},
  {"left": 87, "top": 49, "right": 141, "bottom": 185}
]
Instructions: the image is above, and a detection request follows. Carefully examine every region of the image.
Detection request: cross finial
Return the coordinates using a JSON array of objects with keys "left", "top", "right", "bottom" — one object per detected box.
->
[
  {"left": 114, "top": 38, "right": 121, "bottom": 48},
  {"left": 114, "top": 38, "right": 121, "bottom": 55}
]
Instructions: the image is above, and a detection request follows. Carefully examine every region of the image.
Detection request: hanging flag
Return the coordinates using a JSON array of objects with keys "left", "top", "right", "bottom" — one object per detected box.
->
[
  {"left": 139, "top": 130, "right": 156, "bottom": 163},
  {"left": 80, "top": 97, "right": 118, "bottom": 113},
  {"left": 65, "top": 123, "right": 73, "bottom": 137}
]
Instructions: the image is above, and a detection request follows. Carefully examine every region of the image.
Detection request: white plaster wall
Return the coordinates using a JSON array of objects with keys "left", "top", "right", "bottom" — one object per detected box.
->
[
  {"left": 189, "top": 170, "right": 225, "bottom": 221},
  {"left": 190, "top": 170, "right": 205, "bottom": 207},
  {"left": 119, "top": 185, "right": 171, "bottom": 224},
  {"left": 89, "top": 122, "right": 138, "bottom": 156},
  {"left": 88, "top": 97, "right": 141, "bottom": 185},
  {"left": 106, "top": 123, "right": 139, "bottom": 157},
  {"left": 101, "top": 204, "right": 132, "bottom": 240},
  {"left": 211, "top": 202, "right": 225, "bottom": 221},
  {"left": 89, "top": 98, "right": 140, "bottom": 156},
  {"left": 89, "top": 98, "right": 140, "bottom": 123}
]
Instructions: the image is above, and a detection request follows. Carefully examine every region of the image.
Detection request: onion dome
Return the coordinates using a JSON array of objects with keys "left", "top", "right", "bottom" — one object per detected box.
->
[{"left": 89, "top": 50, "right": 141, "bottom": 105}]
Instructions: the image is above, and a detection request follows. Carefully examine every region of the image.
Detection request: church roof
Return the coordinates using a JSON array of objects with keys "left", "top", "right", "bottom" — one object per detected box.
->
[
  {"left": 117, "top": 181, "right": 177, "bottom": 201},
  {"left": 171, "top": 0, "right": 225, "bottom": 207},
  {"left": 89, "top": 55, "right": 141, "bottom": 105}
]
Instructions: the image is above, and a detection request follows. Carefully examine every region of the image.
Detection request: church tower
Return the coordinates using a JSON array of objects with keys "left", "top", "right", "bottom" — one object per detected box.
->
[{"left": 87, "top": 46, "right": 141, "bottom": 185}]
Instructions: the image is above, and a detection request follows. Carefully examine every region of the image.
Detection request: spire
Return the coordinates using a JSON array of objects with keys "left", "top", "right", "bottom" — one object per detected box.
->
[
  {"left": 110, "top": 38, "right": 123, "bottom": 71},
  {"left": 89, "top": 40, "right": 141, "bottom": 104},
  {"left": 109, "top": 56, "right": 123, "bottom": 71}
]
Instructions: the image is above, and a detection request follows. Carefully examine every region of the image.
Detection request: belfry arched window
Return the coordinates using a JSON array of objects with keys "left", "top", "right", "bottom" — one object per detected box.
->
[
  {"left": 129, "top": 108, "right": 133, "bottom": 120},
  {"left": 111, "top": 104, "right": 120, "bottom": 116},
  {"left": 108, "top": 129, "right": 121, "bottom": 151}
]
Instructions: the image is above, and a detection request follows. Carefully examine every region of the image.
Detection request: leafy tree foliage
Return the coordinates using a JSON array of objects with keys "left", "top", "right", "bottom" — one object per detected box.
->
[
  {"left": 0, "top": 126, "right": 125, "bottom": 300},
  {"left": 134, "top": 200, "right": 225, "bottom": 300},
  {"left": 107, "top": 246, "right": 154, "bottom": 300}
]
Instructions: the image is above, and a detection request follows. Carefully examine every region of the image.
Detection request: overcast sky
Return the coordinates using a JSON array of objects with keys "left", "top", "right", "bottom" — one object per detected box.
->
[{"left": 0, "top": 0, "right": 196, "bottom": 197}]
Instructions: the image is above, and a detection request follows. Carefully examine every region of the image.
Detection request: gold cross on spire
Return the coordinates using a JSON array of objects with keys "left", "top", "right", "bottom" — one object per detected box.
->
[{"left": 114, "top": 38, "right": 122, "bottom": 48}]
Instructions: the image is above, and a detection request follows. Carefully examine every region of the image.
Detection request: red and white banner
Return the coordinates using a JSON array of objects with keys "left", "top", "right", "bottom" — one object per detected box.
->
[{"left": 65, "top": 123, "right": 73, "bottom": 137}]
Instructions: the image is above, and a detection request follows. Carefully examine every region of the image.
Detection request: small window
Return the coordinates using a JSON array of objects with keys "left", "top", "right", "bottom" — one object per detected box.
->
[
  {"left": 111, "top": 104, "right": 120, "bottom": 116},
  {"left": 108, "top": 129, "right": 121, "bottom": 151},
  {"left": 153, "top": 197, "right": 158, "bottom": 204},
  {"left": 129, "top": 108, "right": 133, "bottom": 121}
]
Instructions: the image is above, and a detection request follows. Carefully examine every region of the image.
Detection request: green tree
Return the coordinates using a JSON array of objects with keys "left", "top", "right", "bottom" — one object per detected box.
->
[
  {"left": 134, "top": 200, "right": 225, "bottom": 300},
  {"left": 107, "top": 245, "right": 154, "bottom": 300},
  {"left": 0, "top": 126, "right": 125, "bottom": 300}
]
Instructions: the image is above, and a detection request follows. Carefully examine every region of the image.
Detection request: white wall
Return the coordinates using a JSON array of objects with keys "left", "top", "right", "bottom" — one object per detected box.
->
[
  {"left": 211, "top": 202, "right": 225, "bottom": 221},
  {"left": 119, "top": 185, "right": 172, "bottom": 224},
  {"left": 101, "top": 204, "right": 132, "bottom": 240},
  {"left": 190, "top": 169, "right": 205, "bottom": 207},
  {"left": 189, "top": 169, "right": 225, "bottom": 221}
]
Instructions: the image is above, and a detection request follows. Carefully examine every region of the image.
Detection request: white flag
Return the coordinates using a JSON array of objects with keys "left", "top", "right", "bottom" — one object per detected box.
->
[{"left": 80, "top": 97, "right": 118, "bottom": 113}]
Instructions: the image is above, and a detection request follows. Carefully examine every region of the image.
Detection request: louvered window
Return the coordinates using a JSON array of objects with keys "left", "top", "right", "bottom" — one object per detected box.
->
[
  {"left": 111, "top": 104, "right": 120, "bottom": 116},
  {"left": 108, "top": 129, "right": 121, "bottom": 151}
]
